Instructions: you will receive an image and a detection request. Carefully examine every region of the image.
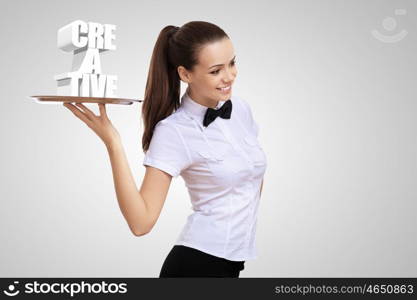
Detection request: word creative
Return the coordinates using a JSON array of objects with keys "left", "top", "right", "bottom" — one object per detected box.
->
[{"left": 54, "top": 20, "right": 118, "bottom": 97}]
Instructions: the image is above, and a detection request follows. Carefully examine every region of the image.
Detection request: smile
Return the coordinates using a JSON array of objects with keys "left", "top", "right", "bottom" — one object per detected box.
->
[{"left": 216, "top": 85, "right": 231, "bottom": 91}]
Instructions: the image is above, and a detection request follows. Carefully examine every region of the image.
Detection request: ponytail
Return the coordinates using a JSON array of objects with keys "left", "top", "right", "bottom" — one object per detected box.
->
[{"left": 142, "top": 25, "right": 180, "bottom": 152}]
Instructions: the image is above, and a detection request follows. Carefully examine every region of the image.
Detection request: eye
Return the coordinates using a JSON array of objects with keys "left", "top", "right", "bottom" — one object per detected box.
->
[{"left": 210, "top": 60, "right": 236, "bottom": 75}]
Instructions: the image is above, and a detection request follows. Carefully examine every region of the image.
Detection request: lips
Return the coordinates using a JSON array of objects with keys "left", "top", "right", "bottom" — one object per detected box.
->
[{"left": 217, "top": 85, "right": 231, "bottom": 91}]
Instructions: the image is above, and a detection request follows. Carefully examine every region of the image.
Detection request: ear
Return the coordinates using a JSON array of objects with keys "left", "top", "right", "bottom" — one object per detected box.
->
[{"left": 177, "top": 66, "right": 192, "bottom": 83}]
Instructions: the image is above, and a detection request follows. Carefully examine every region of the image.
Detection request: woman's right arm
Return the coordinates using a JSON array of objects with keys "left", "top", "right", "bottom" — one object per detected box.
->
[
  {"left": 63, "top": 102, "right": 172, "bottom": 237},
  {"left": 106, "top": 140, "right": 172, "bottom": 236}
]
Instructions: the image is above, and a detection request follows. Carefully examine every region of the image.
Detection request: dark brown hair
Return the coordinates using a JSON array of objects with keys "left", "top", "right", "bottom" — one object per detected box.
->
[{"left": 141, "top": 21, "right": 229, "bottom": 152}]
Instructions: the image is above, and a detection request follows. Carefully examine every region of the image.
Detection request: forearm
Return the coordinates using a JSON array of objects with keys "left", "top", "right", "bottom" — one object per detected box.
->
[{"left": 106, "top": 140, "right": 149, "bottom": 236}]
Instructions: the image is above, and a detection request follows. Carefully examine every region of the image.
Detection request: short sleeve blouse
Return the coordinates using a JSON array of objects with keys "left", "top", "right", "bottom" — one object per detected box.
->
[{"left": 143, "top": 91, "right": 267, "bottom": 261}]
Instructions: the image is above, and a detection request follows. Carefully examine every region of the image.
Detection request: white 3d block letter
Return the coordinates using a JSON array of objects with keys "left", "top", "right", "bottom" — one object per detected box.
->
[
  {"left": 90, "top": 74, "right": 107, "bottom": 97},
  {"left": 57, "top": 20, "right": 88, "bottom": 52},
  {"left": 77, "top": 48, "right": 102, "bottom": 74},
  {"left": 88, "top": 22, "right": 105, "bottom": 49},
  {"left": 54, "top": 72, "right": 83, "bottom": 96},
  {"left": 104, "top": 24, "right": 117, "bottom": 51},
  {"left": 105, "top": 75, "right": 117, "bottom": 97},
  {"left": 81, "top": 73, "right": 90, "bottom": 97}
]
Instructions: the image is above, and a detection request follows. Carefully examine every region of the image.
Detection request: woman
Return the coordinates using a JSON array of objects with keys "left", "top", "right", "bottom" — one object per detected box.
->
[{"left": 63, "top": 21, "right": 267, "bottom": 278}]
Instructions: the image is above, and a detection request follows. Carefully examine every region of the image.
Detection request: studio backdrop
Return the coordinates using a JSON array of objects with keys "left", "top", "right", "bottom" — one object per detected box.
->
[{"left": 0, "top": 0, "right": 416, "bottom": 277}]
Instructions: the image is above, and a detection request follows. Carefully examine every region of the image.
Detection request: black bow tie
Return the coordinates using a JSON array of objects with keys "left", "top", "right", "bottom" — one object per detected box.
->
[{"left": 203, "top": 99, "right": 232, "bottom": 127}]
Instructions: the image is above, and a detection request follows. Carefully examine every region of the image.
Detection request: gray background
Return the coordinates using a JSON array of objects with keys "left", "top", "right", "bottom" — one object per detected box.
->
[{"left": 0, "top": 0, "right": 416, "bottom": 277}]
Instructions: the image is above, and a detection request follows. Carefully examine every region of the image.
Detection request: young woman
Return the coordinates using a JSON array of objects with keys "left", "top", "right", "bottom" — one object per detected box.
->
[{"left": 63, "top": 21, "right": 267, "bottom": 278}]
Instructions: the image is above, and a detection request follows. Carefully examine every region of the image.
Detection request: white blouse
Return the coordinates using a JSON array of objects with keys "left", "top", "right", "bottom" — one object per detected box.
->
[{"left": 143, "top": 90, "right": 267, "bottom": 261}]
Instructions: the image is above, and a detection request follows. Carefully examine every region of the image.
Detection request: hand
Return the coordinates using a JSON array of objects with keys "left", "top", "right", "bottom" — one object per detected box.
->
[{"left": 63, "top": 102, "right": 121, "bottom": 147}]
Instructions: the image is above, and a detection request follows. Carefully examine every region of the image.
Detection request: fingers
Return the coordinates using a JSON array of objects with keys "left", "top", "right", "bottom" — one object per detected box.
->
[
  {"left": 75, "top": 103, "right": 97, "bottom": 121},
  {"left": 98, "top": 103, "right": 109, "bottom": 119},
  {"left": 63, "top": 102, "right": 110, "bottom": 125},
  {"left": 63, "top": 103, "right": 93, "bottom": 126}
]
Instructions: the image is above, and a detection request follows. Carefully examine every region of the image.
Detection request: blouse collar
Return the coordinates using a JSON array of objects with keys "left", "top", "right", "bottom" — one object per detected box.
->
[{"left": 180, "top": 89, "right": 226, "bottom": 128}]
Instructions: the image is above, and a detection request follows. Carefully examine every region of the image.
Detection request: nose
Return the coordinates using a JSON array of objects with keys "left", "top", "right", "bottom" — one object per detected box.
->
[{"left": 223, "top": 68, "right": 235, "bottom": 84}]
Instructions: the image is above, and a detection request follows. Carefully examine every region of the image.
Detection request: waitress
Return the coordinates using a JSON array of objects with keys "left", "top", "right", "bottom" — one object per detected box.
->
[{"left": 63, "top": 20, "right": 267, "bottom": 278}]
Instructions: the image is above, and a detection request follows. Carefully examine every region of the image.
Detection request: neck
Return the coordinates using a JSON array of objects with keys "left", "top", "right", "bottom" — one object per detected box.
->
[{"left": 187, "top": 88, "right": 219, "bottom": 109}]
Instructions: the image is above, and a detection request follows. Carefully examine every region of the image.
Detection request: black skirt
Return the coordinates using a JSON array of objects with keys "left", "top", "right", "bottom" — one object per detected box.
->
[{"left": 159, "top": 245, "right": 245, "bottom": 278}]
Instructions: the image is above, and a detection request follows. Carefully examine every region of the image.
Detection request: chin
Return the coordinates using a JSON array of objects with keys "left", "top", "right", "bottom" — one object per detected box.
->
[{"left": 221, "top": 93, "right": 232, "bottom": 100}]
